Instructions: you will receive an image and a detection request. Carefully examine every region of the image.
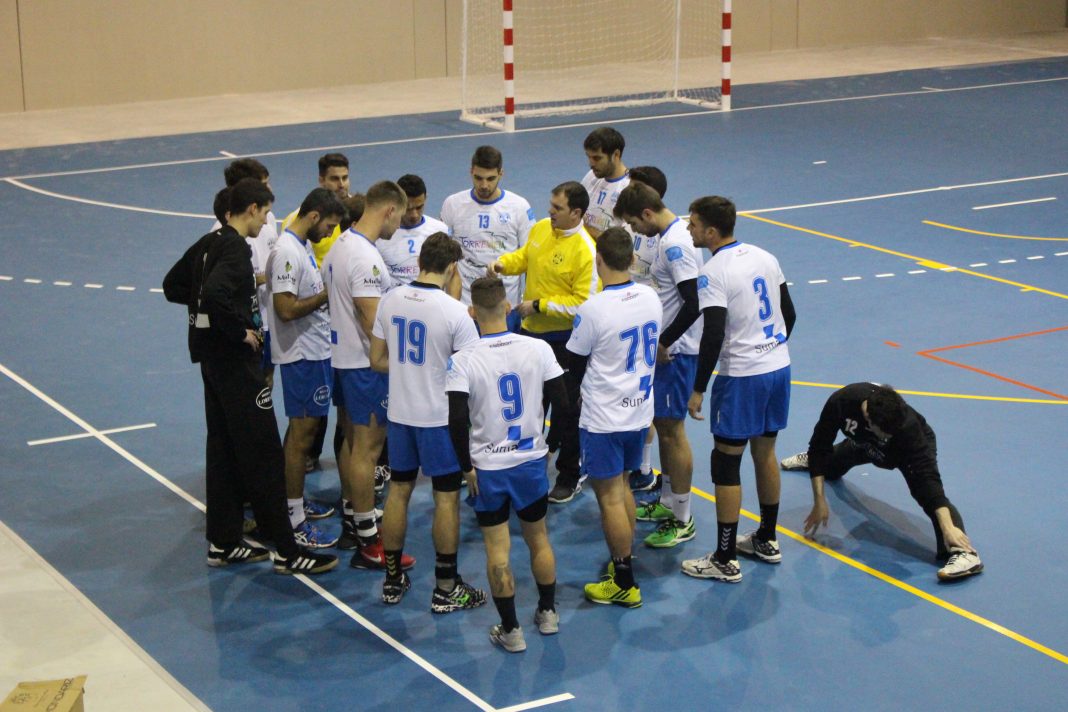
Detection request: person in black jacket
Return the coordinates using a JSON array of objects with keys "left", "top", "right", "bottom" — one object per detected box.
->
[
  {"left": 783, "top": 382, "right": 983, "bottom": 580},
  {"left": 163, "top": 178, "right": 336, "bottom": 575}
]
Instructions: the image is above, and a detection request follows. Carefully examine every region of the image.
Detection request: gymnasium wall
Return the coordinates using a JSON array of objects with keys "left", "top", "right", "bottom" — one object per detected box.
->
[{"left": 0, "top": 0, "right": 1065, "bottom": 114}]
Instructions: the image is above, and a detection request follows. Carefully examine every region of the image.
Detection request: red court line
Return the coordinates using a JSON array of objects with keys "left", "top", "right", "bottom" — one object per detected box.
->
[{"left": 917, "top": 326, "right": 1068, "bottom": 401}]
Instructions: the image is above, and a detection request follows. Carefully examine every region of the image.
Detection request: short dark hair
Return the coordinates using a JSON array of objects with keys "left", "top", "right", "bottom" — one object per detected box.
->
[
  {"left": 628, "top": 166, "right": 667, "bottom": 198},
  {"left": 212, "top": 187, "right": 231, "bottom": 224},
  {"left": 597, "top": 227, "right": 634, "bottom": 271},
  {"left": 613, "top": 182, "right": 664, "bottom": 219},
  {"left": 397, "top": 174, "right": 427, "bottom": 198},
  {"left": 228, "top": 177, "right": 274, "bottom": 216},
  {"left": 583, "top": 127, "right": 625, "bottom": 156},
  {"left": 470, "top": 276, "right": 507, "bottom": 312},
  {"left": 318, "top": 152, "right": 349, "bottom": 177},
  {"left": 471, "top": 145, "right": 503, "bottom": 170},
  {"left": 418, "top": 232, "right": 462, "bottom": 274},
  {"left": 340, "top": 193, "right": 365, "bottom": 230},
  {"left": 688, "top": 196, "right": 736, "bottom": 237},
  {"left": 364, "top": 181, "right": 408, "bottom": 210},
  {"left": 553, "top": 181, "right": 589, "bottom": 214},
  {"left": 223, "top": 158, "right": 269, "bottom": 187},
  {"left": 297, "top": 187, "right": 346, "bottom": 220},
  {"left": 866, "top": 385, "right": 908, "bottom": 434}
]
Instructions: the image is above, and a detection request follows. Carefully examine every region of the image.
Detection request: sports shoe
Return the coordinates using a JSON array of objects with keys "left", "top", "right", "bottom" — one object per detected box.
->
[
  {"left": 351, "top": 539, "right": 416, "bottom": 570},
  {"left": 206, "top": 541, "right": 270, "bottom": 568},
  {"left": 273, "top": 549, "right": 338, "bottom": 575},
  {"left": 780, "top": 452, "right": 809, "bottom": 470},
  {"left": 583, "top": 577, "right": 642, "bottom": 608},
  {"left": 643, "top": 517, "right": 696, "bottom": 548},
  {"left": 374, "top": 464, "right": 391, "bottom": 493},
  {"left": 338, "top": 518, "right": 359, "bottom": 550},
  {"left": 534, "top": 608, "right": 560, "bottom": 635},
  {"left": 431, "top": 577, "right": 487, "bottom": 613},
  {"left": 303, "top": 499, "right": 335, "bottom": 520},
  {"left": 736, "top": 531, "right": 782, "bottom": 564},
  {"left": 937, "top": 549, "right": 983, "bottom": 580},
  {"left": 292, "top": 520, "right": 338, "bottom": 549},
  {"left": 681, "top": 553, "right": 742, "bottom": 582},
  {"left": 382, "top": 572, "right": 412, "bottom": 604},
  {"left": 490, "top": 624, "right": 527, "bottom": 652},
  {"left": 628, "top": 469, "right": 658, "bottom": 491},
  {"left": 636, "top": 501, "right": 673, "bottom": 522},
  {"left": 548, "top": 480, "right": 581, "bottom": 504}
]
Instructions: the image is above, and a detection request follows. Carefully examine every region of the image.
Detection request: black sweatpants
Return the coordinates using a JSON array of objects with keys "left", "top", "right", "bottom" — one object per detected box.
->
[
  {"left": 543, "top": 339, "right": 580, "bottom": 486},
  {"left": 201, "top": 357, "right": 298, "bottom": 558}
]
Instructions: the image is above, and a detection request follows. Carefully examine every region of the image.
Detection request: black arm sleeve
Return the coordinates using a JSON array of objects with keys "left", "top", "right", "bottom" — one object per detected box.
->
[
  {"left": 659, "top": 278, "right": 701, "bottom": 349},
  {"left": 162, "top": 245, "right": 195, "bottom": 306},
  {"left": 780, "top": 283, "right": 796, "bottom": 339},
  {"left": 447, "top": 391, "right": 473, "bottom": 473},
  {"left": 566, "top": 352, "right": 588, "bottom": 395},
  {"left": 200, "top": 238, "right": 253, "bottom": 344},
  {"left": 692, "top": 306, "right": 727, "bottom": 393}
]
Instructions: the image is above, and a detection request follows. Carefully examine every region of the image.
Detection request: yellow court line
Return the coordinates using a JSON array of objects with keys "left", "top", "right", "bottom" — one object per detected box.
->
[
  {"left": 791, "top": 380, "right": 1068, "bottom": 405},
  {"left": 741, "top": 213, "right": 1068, "bottom": 300},
  {"left": 923, "top": 220, "right": 1068, "bottom": 242},
  {"left": 688, "top": 486, "right": 1068, "bottom": 666}
]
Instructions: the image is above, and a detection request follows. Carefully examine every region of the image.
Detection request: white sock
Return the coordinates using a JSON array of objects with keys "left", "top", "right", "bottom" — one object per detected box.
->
[
  {"left": 355, "top": 510, "right": 378, "bottom": 540},
  {"left": 672, "top": 492, "right": 691, "bottom": 523},
  {"left": 287, "top": 497, "right": 304, "bottom": 528},
  {"left": 658, "top": 473, "right": 672, "bottom": 506},
  {"left": 640, "top": 443, "right": 653, "bottom": 474},
  {"left": 342, "top": 498, "right": 355, "bottom": 518}
]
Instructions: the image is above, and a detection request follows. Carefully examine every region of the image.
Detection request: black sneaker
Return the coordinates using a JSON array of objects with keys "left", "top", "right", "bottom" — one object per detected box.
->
[
  {"left": 548, "top": 480, "right": 581, "bottom": 504},
  {"left": 207, "top": 542, "right": 270, "bottom": 568},
  {"left": 431, "top": 577, "right": 487, "bottom": 613},
  {"left": 273, "top": 549, "right": 338, "bottom": 575},
  {"left": 338, "top": 517, "right": 360, "bottom": 551},
  {"left": 382, "top": 572, "right": 411, "bottom": 604}
]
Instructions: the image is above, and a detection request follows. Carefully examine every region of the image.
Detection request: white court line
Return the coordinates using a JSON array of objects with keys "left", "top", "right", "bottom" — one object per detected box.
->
[
  {"left": 1057, "top": 251, "right": 1068, "bottom": 256},
  {"left": 54, "top": 280, "right": 72, "bottom": 286},
  {"left": 908, "top": 269, "right": 926, "bottom": 274},
  {"left": 218, "top": 150, "right": 237, "bottom": 157},
  {"left": 3, "top": 178, "right": 213, "bottom": 219},
  {"left": 116, "top": 285, "right": 136, "bottom": 291},
  {"left": 0, "top": 360, "right": 573, "bottom": 712},
  {"left": 28, "top": 422, "right": 157, "bottom": 446},
  {"left": 150, "top": 287, "right": 164, "bottom": 293},
  {"left": 808, "top": 279, "right": 828, "bottom": 284},
  {"left": 85, "top": 283, "right": 103, "bottom": 288},
  {"left": 23, "top": 278, "right": 41, "bottom": 284},
  {"left": 3, "top": 75, "right": 1066, "bottom": 183},
  {"left": 812, "top": 160, "right": 827, "bottom": 165},
  {"left": 998, "top": 259, "right": 1017, "bottom": 264},
  {"left": 1027, "top": 255, "right": 1045, "bottom": 260},
  {"left": 875, "top": 273, "right": 895, "bottom": 277},
  {"left": 0, "top": 275, "right": 11, "bottom": 281},
  {"left": 842, "top": 276, "right": 862, "bottom": 281},
  {"left": 970, "top": 262, "right": 988, "bottom": 267},
  {"left": 972, "top": 196, "right": 1056, "bottom": 210}
]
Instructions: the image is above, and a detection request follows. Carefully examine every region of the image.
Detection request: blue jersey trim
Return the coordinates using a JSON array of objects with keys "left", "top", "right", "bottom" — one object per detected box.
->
[
  {"left": 469, "top": 189, "right": 507, "bottom": 206},
  {"left": 480, "top": 330, "right": 510, "bottom": 339},
  {"left": 658, "top": 217, "right": 681, "bottom": 238},
  {"left": 602, "top": 281, "right": 635, "bottom": 291},
  {"left": 605, "top": 171, "right": 629, "bottom": 184},
  {"left": 712, "top": 240, "right": 742, "bottom": 257},
  {"left": 398, "top": 216, "right": 426, "bottom": 230}
]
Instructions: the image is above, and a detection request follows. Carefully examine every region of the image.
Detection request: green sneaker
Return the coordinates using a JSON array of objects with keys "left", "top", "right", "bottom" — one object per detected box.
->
[
  {"left": 635, "top": 501, "right": 673, "bottom": 522},
  {"left": 584, "top": 577, "right": 642, "bottom": 608},
  {"left": 643, "top": 517, "right": 696, "bottom": 548}
]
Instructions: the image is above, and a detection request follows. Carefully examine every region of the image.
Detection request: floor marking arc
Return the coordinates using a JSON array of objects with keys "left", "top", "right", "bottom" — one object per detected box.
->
[
  {"left": 971, "top": 197, "right": 1057, "bottom": 210},
  {"left": 922, "top": 220, "right": 1068, "bottom": 241},
  {"left": 4, "top": 178, "right": 213, "bottom": 219},
  {"left": 28, "top": 422, "right": 157, "bottom": 446}
]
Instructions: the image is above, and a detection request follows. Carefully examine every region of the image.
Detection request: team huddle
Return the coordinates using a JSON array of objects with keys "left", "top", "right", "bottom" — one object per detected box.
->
[{"left": 163, "top": 127, "right": 983, "bottom": 654}]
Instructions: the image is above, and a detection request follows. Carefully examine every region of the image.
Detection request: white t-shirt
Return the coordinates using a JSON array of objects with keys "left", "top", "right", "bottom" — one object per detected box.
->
[
  {"left": 697, "top": 242, "right": 791, "bottom": 377},
  {"left": 265, "top": 230, "right": 331, "bottom": 364},
  {"left": 440, "top": 189, "right": 534, "bottom": 305},
  {"left": 567, "top": 282, "right": 662, "bottom": 433},
  {"left": 581, "top": 170, "right": 630, "bottom": 236},
  {"left": 211, "top": 212, "right": 278, "bottom": 330},
  {"left": 445, "top": 332, "right": 563, "bottom": 471},
  {"left": 649, "top": 217, "right": 704, "bottom": 356},
  {"left": 322, "top": 229, "right": 394, "bottom": 369},
  {"left": 377, "top": 215, "right": 449, "bottom": 289},
  {"left": 372, "top": 283, "right": 479, "bottom": 427}
]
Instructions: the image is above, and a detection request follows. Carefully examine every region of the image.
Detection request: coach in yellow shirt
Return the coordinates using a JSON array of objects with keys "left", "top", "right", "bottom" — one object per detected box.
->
[{"left": 490, "top": 180, "right": 601, "bottom": 504}]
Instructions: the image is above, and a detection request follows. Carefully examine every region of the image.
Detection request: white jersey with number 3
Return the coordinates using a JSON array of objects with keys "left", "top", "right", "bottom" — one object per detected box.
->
[
  {"left": 697, "top": 242, "right": 791, "bottom": 377},
  {"left": 446, "top": 333, "right": 563, "bottom": 471},
  {"left": 567, "top": 282, "right": 662, "bottom": 433}
]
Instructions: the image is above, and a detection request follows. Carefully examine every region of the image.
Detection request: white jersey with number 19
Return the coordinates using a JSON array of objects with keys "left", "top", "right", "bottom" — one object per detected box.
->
[{"left": 445, "top": 333, "right": 563, "bottom": 471}]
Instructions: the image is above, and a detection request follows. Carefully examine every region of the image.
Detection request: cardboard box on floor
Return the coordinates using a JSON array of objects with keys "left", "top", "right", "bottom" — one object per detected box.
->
[{"left": 0, "top": 676, "right": 86, "bottom": 711}]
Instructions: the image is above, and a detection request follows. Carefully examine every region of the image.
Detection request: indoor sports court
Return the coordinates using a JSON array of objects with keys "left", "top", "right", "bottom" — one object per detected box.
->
[{"left": 1, "top": 2, "right": 1066, "bottom": 710}]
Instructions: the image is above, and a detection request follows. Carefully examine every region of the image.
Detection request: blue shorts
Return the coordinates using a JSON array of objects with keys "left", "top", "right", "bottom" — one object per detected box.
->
[
  {"left": 709, "top": 365, "right": 791, "bottom": 439},
  {"left": 579, "top": 428, "right": 648, "bottom": 479},
  {"left": 469, "top": 456, "right": 549, "bottom": 514},
  {"left": 654, "top": 354, "right": 697, "bottom": 420},
  {"left": 260, "top": 330, "right": 272, "bottom": 371},
  {"left": 280, "top": 358, "right": 332, "bottom": 418},
  {"left": 333, "top": 367, "right": 388, "bottom": 426},
  {"left": 387, "top": 422, "right": 460, "bottom": 476}
]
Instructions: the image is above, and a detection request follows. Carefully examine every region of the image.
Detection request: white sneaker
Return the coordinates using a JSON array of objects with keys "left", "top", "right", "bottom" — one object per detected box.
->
[
  {"left": 681, "top": 553, "right": 742, "bottom": 582},
  {"left": 736, "top": 531, "right": 782, "bottom": 564},
  {"left": 490, "top": 624, "right": 527, "bottom": 652},
  {"left": 937, "top": 549, "right": 983, "bottom": 580},
  {"left": 534, "top": 608, "right": 559, "bottom": 635},
  {"left": 780, "top": 452, "right": 809, "bottom": 470}
]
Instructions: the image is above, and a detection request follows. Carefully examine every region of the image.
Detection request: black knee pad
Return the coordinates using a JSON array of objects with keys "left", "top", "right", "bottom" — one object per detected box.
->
[
  {"left": 516, "top": 495, "right": 549, "bottom": 523},
  {"left": 711, "top": 449, "right": 743, "bottom": 487},
  {"left": 390, "top": 467, "right": 418, "bottom": 483},
  {"left": 714, "top": 434, "right": 748, "bottom": 447},
  {"left": 431, "top": 471, "right": 464, "bottom": 492},
  {"left": 476, "top": 501, "right": 510, "bottom": 527}
]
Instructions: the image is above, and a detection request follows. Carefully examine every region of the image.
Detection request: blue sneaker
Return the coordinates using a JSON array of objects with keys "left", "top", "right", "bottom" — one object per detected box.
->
[
  {"left": 628, "top": 469, "right": 658, "bottom": 492},
  {"left": 303, "top": 500, "right": 335, "bottom": 520},
  {"left": 293, "top": 520, "right": 338, "bottom": 549}
]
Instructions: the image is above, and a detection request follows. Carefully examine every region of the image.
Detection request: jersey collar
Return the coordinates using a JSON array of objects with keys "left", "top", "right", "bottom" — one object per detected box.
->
[
  {"left": 602, "top": 280, "right": 634, "bottom": 291},
  {"left": 469, "top": 189, "right": 506, "bottom": 206},
  {"left": 658, "top": 217, "right": 680, "bottom": 238},
  {"left": 399, "top": 216, "right": 426, "bottom": 230},
  {"left": 712, "top": 240, "right": 741, "bottom": 256},
  {"left": 480, "top": 330, "right": 510, "bottom": 339},
  {"left": 283, "top": 228, "right": 306, "bottom": 245}
]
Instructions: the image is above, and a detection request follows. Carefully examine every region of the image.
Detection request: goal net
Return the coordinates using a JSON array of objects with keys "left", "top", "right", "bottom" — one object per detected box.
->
[{"left": 461, "top": 0, "right": 730, "bottom": 131}]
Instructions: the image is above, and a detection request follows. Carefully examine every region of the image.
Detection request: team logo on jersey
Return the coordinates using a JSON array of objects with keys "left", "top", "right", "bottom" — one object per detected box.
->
[
  {"left": 526, "top": 208, "right": 535, "bottom": 221},
  {"left": 572, "top": 315, "right": 581, "bottom": 329},
  {"left": 697, "top": 275, "right": 710, "bottom": 290},
  {"left": 313, "top": 385, "right": 331, "bottom": 406},
  {"left": 255, "top": 387, "right": 273, "bottom": 410},
  {"left": 372, "top": 265, "right": 381, "bottom": 277},
  {"left": 284, "top": 261, "right": 293, "bottom": 273},
  {"left": 498, "top": 213, "right": 511, "bottom": 224},
  {"left": 552, "top": 252, "right": 564, "bottom": 265},
  {"left": 665, "top": 246, "right": 684, "bottom": 262}
]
